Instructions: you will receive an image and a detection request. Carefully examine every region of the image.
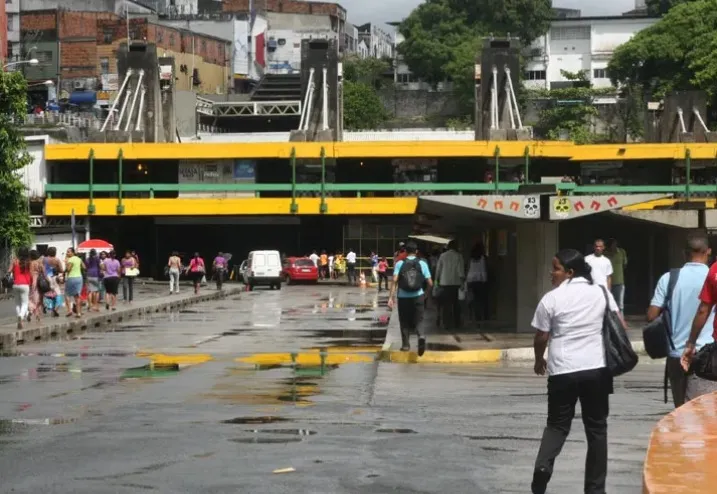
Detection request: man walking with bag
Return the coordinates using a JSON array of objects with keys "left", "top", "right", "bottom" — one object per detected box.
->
[
  {"left": 388, "top": 241, "right": 433, "bottom": 356},
  {"left": 435, "top": 240, "right": 465, "bottom": 330},
  {"left": 647, "top": 232, "right": 715, "bottom": 407}
]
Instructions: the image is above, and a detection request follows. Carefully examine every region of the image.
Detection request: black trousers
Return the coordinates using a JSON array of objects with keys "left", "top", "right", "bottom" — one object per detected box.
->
[
  {"left": 468, "top": 281, "right": 490, "bottom": 321},
  {"left": 378, "top": 272, "right": 388, "bottom": 290},
  {"left": 534, "top": 367, "right": 612, "bottom": 494},
  {"left": 347, "top": 263, "right": 357, "bottom": 284},
  {"left": 397, "top": 295, "right": 425, "bottom": 348},
  {"left": 440, "top": 285, "right": 461, "bottom": 330}
]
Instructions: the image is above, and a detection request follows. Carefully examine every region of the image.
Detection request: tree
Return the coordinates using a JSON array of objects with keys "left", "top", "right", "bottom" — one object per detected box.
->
[
  {"left": 608, "top": 0, "right": 717, "bottom": 102},
  {"left": 343, "top": 80, "right": 388, "bottom": 130},
  {"left": 645, "top": 0, "right": 693, "bottom": 15},
  {"left": 0, "top": 71, "right": 32, "bottom": 249},
  {"left": 342, "top": 56, "right": 390, "bottom": 89},
  {"left": 398, "top": 0, "right": 553, "bottom": 116},
  {"left": 530, "top": 70, "right": 615, "bottom": 144}
]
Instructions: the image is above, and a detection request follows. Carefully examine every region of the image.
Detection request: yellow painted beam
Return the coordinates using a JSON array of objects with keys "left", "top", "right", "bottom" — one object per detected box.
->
[
  {"left": 45, "top": 142, "right": 332, "bottom": 161},
  {"left": 44, "top": 140, "right": 717, "bottom": 162},
  {"left": 45, "top": 197, "right": 419, "bottom": 216},
  {"left": 622, "top": 198, "right": 717, "bottom": 211}
]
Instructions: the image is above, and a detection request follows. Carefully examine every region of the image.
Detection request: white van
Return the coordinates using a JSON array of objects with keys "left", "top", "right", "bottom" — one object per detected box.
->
[{"left": 243, "top": 250, "right": 282, "bottom": 290}]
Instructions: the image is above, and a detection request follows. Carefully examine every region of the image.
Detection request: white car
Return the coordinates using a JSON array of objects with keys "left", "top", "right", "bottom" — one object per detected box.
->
[{"left": 242, "top": 250, "right": 282, "bottom": 291}]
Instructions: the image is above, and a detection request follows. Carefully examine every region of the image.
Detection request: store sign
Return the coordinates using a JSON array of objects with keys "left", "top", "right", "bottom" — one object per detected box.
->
[
  {"left": 178, "top": 160, "right": 256, "bottom": 197},
  {"left": 101, "top": 74, "right": 119, "bottom": 91}
]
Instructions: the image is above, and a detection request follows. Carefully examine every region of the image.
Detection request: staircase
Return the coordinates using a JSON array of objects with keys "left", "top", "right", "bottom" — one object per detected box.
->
[{"left": 250, "top": 74, "right": 302, "bottom": 102}]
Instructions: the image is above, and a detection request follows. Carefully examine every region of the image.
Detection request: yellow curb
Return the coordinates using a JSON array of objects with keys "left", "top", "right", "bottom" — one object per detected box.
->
[
  {"left": 236, "top": 351, "right": 376, "bottom": 366},
  {"left": 136, "top": 352, "right": 214, "bottom": 366},
  {"left": 381, "top": 349, "right": 504, "bottom": 364},
  {"left": 303, "top": 346, "right": 382, "bottom": 354}
]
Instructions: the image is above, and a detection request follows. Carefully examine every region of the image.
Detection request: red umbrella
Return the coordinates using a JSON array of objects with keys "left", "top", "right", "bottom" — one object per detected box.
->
[{"left": 77, "top": 239, "right": 114, "bottom": 254}]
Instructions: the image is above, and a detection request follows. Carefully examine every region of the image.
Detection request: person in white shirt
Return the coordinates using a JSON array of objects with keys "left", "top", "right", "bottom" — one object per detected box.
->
[
  {"left": 584, "top": 238, "right": 613, "bottom": 289},
  {"left": 346, "top": 248, "right": 357, "bottom": 285},
  {"left": 435, "top": 240, "right": 465, "bottom": 330},
  {"left": 309, "top": 250, "right": 319, "bottom": 267},
  {"left": 530, "top": 248, "right": 621, "bottom": 494},
  {"left": 328, "top": 253, "right": 335, "bottom": 279}
]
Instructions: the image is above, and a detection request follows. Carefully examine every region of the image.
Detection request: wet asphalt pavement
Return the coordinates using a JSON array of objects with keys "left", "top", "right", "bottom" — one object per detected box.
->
[{"left": 0, "top": 285, "right": 670, "bottom": 493}]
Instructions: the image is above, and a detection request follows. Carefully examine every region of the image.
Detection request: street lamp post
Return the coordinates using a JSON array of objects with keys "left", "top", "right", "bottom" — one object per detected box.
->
[
  {"left": 3, "top": 59, "right": 39, "bottom": 70},
  {"left": 27, "top": 80, "right": 54, "bottom": 88}
]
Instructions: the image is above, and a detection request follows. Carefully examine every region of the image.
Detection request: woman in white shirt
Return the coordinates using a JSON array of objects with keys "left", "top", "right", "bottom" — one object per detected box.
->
[
  {"left": 530, "top": 249, "right": 620, "bottom": 494},
  {"left": 466, "top": 243, "right": 489, "bottom": 323}
]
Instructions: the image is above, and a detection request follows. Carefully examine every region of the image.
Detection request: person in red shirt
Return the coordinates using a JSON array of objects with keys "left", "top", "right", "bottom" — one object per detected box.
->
[
  {"left": 377, "top": 257, "right": 389, "bottom": 291},
  {"left": 681, "top": 261, "right": 717, "bottom": 401},
  {"left": 5, "top": 247, "right": 33, "bottom": 329}
]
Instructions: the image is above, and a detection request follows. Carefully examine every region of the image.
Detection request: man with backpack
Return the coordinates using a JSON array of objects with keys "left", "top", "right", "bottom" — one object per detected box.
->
[
  {"left": 647, "top": 232, "right": 714, "bottom": 407},
  {"left": 388, "top": 241, "right": 433, "bottom": 356}
]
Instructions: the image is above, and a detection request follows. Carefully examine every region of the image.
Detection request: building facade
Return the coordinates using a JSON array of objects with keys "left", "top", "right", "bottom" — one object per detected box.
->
[
  {"left": 20, "top": 10, "right": 231, "bottom": 100},
  {"left": 357, "top": 22, "right": 393, "bottom": 59},
  {"left": 2, "top": 0, "right": 13, "bottom": 63},
  {"left": 523, "top": 15, "right": 659, "bottom": 91}
]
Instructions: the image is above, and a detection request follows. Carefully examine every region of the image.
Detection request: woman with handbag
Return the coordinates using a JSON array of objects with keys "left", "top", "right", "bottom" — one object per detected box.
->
[
  {"left": 187, "top": 252, "right": 205, "bottom": 295},
  {"left": 121, "top": 250, "right": 139, "bottom": 303},
  {"left": 530, "top": 249, "right": 622, "bottom": 494}
]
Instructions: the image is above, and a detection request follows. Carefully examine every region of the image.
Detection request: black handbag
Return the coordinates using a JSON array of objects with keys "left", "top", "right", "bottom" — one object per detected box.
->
[
  {"left": 1, "top": 272, "right": 13, "bottom": 290},
  {"left": 642, "top": 268, "right": 680, "bottom": 359},
  {"left": 691, "top": 343, "right": 717, "bottom": 381},
  {"left": 37, "top": 275, "right": 51, "bottom": 294},
  {"left": 600, "top": 286, "right": 639, "bottom": 377}
]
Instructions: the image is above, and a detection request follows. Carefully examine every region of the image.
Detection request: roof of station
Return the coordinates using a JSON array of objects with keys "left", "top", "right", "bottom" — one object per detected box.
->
[{"left": 45, "top": 141, "right": 717, "bottom": 161}]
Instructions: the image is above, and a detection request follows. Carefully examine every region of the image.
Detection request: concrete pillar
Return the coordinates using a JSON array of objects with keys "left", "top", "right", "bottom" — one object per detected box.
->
[
  {"left": 667, "top": 228, "right": 688, "bottom": 269},
  {"left": 516, "top": 222, "right": 559, "bottom": 333}
]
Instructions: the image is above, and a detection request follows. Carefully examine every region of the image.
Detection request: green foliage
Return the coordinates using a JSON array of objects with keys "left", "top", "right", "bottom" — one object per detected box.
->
[
  {"left": 645, "top": 0, "right": 693, "bottom": 15},
  {"left": 445, "top": 116, "right": 473, "bottom": 130},
  {"left": 343, "top": 80, "right": 388, "bottom": 130},
  {"left": 343, "top": 56, "right": 391, "bottom": 88},
  {"left": 530, "top": 71, "right": 604, "bottom": 144},
  {"left": 608, "top": 0, "right": 717, "bottom": 100},
  {"left": 398, "top": 0, "right": 553, "bottom": 117},
  {"left": 0, "top": 71, "right": 32, "bottom": 248}
]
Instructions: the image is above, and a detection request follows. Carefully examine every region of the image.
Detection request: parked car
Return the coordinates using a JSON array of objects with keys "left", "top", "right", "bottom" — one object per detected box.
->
[
  {"left": 282, "top": 256, "right": 319, "bottom": 284},
  {"left": 242, "top": 250, "right": 282, "bottom": 290}
]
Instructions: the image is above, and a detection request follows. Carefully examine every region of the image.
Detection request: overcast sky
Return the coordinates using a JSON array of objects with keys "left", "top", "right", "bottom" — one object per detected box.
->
[{"left": 342, "top": 0, "right": 637, "bottom": 27}]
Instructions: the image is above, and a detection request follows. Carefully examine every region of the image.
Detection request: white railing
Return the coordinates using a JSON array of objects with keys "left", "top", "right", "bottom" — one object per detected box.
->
[
  {"left": 343, "top": 130, "right": 475, "bottom": 141},
  {"left": 22, "top": 113, "right": 103, "bottom": 130}
]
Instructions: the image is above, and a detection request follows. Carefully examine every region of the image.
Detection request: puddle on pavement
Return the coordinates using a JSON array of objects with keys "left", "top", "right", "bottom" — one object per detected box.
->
[
  {"left": 223, "top": 416, "right": 292, "bottom": 425},
  {"left": 376, "top": 428, "right": 417, "bottom": 434},
  {"left": 36, "top": 363, "right": 102, "bottom": 374},
  {"left": 481, "top": 446, "right": 519, "bottom": 452},
  {"left": 229, "top": 437, "right": 303, "bottom": 444},
  {"left": 249, "top": 429, "right": 316, "bottom": 436},
  {"left": 121, "top": 364, "right": 180, "bottom": 380}
]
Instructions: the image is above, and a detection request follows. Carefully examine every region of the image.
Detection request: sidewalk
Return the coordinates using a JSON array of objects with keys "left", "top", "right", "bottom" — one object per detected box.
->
[
  {"left": 380, "top": 301, "right": 647, "bottom": 364},
  {"left": 0, "top": 286, "right": 242, "bottom": 351}
]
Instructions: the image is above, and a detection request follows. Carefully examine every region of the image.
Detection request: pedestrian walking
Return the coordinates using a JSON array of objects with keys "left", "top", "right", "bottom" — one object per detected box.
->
[
  {"left": 531, "top": 249, "right": 621, "bottom": 494},
  {"left": 647, "top": 232, "right": 714, "bottom": 407},
  {"left": 168, "top": 251, "right": 182, "bottom": 294},
  {"left": 213, "top": 251, "right": 227, "bottom": 290},
  {"left": 187, "top": 252, "right": 206, "bottom": 294},
  {"left": 680, "top": 237, "right": 717, "bottom": 400},
  {"left": 319, "top": 251, "right": 329, "bottom": 280},
  {"left": 370, "top": 251, "right": 379, "bottom": 283},
  {"left": 98, "top": 251, "right": 107, "bottom": 304},
  {"left": 585, "top": 238, "right": 613, "bottom": 289},
  {"left": 85, "top": 249, "right": 102, "bottom": 312},
  {"left": 309, "top": 250, "right": 319, "bottom": 267},
  {"left": 101, "top": 250, "right": 121, "bottom": 310},
  {"left": 377, "top": 257, "right": 389, "bottom": 291},
  {"left": 346, "top": 248, "right": 357, "bottom": 285},
  {"left": 28, "top": 249, "right": 46, "bottom": 323},
  {"left": 6, "top": 247, "right": 32, "bottom": 329},
  {"left": 121, "top": 250, "right": 138, "bottom": 303},
  {"left": 328, "top": 252, "right": 335, "bottom": 280},
  {"left": 42, "top": 247, "right": 64, "bottom": 318},
  {"left": 466, "top": 243, "right": 490, "bottom": 324},
  {"left": 387, "top": 241, "right": 433, "bottom": 356},
  {"left": 64, "top": 247, "right": 85, "bottom": 318},
  {"left": 435, "top": 240, "right": 465, "bottom": 330},
  {"left": 606, "top": 238, "right": 628, "bottom": 312}
]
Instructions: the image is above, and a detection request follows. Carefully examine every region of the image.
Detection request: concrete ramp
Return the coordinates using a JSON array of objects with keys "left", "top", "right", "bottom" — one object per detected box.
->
[{"left": 547, "top": 194, "right": 671, "bottom": 220}]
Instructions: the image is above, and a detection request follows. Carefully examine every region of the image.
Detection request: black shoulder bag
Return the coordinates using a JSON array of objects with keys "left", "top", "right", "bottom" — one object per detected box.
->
[
  {"left": 600, "top": 285, "right": 639, "bottom": 377},
  {"left": 642, "top": 268, "right": 681, "bottom": 359}
]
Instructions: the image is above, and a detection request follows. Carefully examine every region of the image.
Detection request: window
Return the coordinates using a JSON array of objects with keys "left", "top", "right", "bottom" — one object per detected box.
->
[
  {"left": 201, "top": 40, "right": 207, "bottom": 53},
  {"left": 550, "top": 26, "right": 590, "bottom": 40},
  {"left": 103, "top": 28, "right": 113, "bottom": 44},
  {"left": 593, "top": 68, "right": 608, "bottom": 79},
  {"left": 157, "top": 30, "right": 163, "bottom": 43},
  {"left": 7, "top": 15, "right": 13, "bottom": 31},
  {"left": 35, "top": 51, "right": 52, "bottom": 63},
  {"left": 100, "top": 57, "right": 110, "bottom": 74},
  {"left": 169, "top": 34, "right": 175, "bottom": 47},
  {"left": 525, "top": 70, "right": 546, "bottom": 81}
]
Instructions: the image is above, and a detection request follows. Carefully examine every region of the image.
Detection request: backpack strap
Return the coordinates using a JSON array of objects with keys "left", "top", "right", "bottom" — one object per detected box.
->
[{"left": 664, "top": 268, "right": 681, "bottom": 351}]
